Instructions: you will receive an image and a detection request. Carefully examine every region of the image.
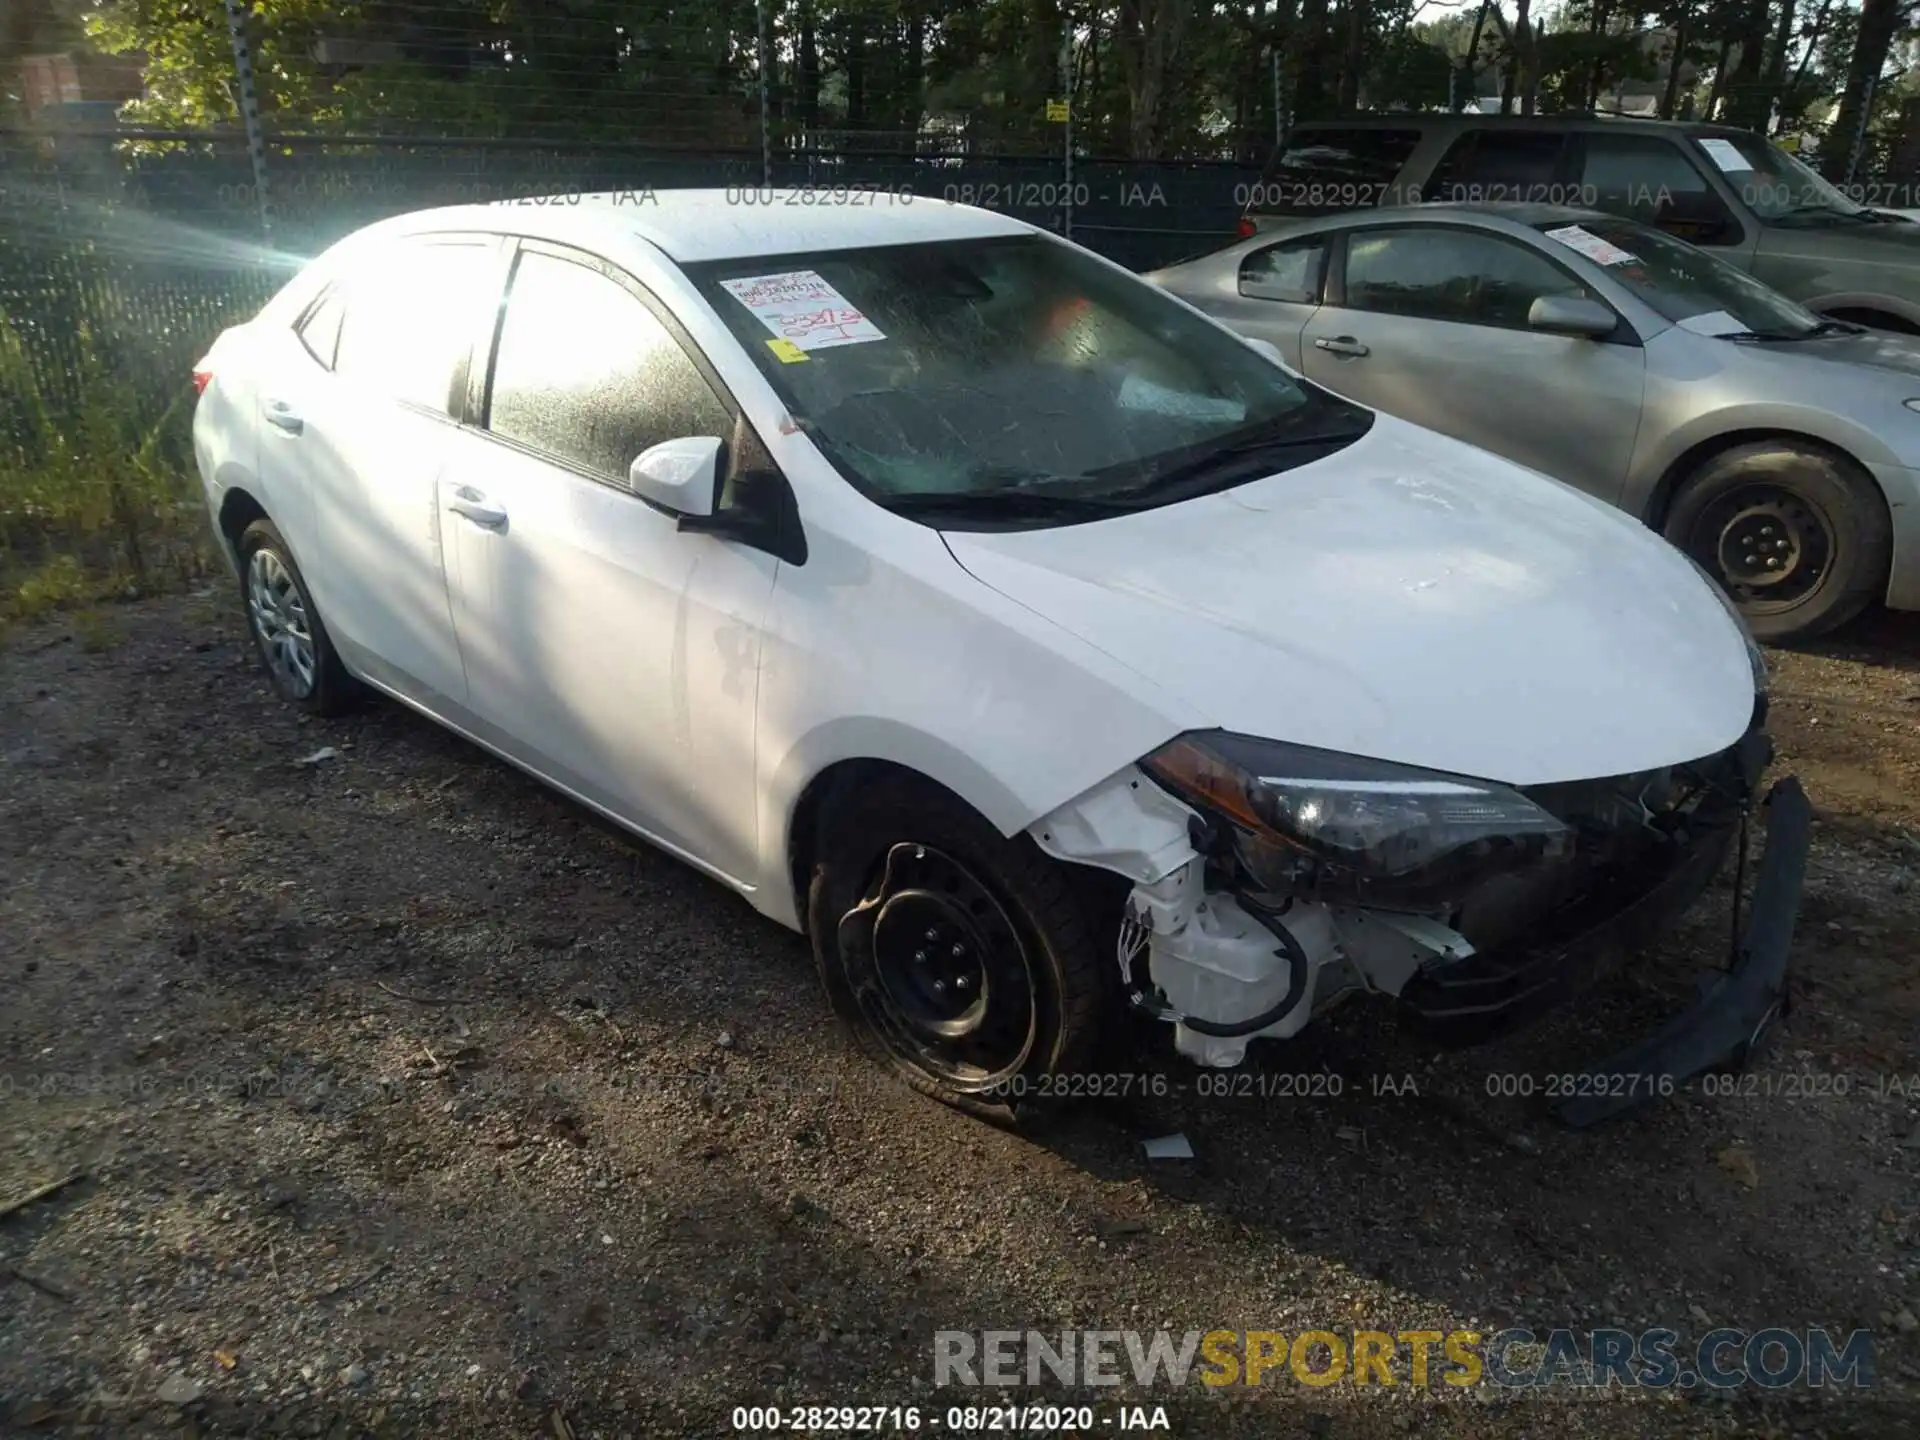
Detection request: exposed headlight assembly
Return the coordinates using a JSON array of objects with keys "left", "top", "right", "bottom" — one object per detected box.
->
[
  {"left": 1141, "top": 733, "right": 1571, "bottom": 910},
  {"left": 1683, "top": 553, "right": 1768, "bottom": 697}
]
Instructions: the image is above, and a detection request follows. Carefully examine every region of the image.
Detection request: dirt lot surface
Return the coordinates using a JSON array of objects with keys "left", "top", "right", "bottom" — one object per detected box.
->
[{"left": 2, "top": 592, "right": 1918, "bottom": 1439}]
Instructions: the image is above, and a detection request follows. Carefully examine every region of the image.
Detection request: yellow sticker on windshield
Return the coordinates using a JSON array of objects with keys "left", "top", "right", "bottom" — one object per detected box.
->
[{"left": 767, "top": 338, "right": 809, "bottom": 364}]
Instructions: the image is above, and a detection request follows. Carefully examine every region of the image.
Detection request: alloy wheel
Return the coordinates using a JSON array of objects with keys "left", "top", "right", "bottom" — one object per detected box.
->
[{"left": 247, "top": 547, "right": 317, "bottom": 698}]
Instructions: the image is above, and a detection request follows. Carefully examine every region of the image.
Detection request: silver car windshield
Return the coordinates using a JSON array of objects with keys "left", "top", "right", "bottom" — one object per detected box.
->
[
  {"left": 1535, "top": 218, "right": 1823, "bottom": 340},
  {"left": 684, "top": 235, "right": 1371, "bottom": 523},
  {"left": 1690, "top": 132, "right": 1873, "bottom": 224}
]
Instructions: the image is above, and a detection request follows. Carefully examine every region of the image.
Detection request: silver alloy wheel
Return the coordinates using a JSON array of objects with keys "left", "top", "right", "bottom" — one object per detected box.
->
[{"left": 247, "top": 547, "right": 317, "bottom": 698}]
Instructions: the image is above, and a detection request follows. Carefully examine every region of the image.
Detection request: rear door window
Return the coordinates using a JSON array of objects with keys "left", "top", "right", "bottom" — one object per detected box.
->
[
  {"left": 1239, "top": 237, "right": 1327, "bottom": 303},
  {"left": 332, "top": 237, "right": 497, "bottom": 415},
  {"left": 295, "top": 289, "right": 345, "bottom": 369},
  {"left": 1426, "top": 131, "right": 1573, "bottom": 204},
  {"left": 1251, "top": 128, "right": 1423, "bottom": 214}
]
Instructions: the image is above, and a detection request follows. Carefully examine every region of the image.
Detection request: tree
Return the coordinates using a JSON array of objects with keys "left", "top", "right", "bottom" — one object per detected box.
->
[{"left": 1824, "top": 0, "right": 1903, "bottom": 180}]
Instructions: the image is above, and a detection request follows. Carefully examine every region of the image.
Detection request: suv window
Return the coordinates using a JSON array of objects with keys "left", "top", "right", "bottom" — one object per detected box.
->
[
  {"left": 1577, "top": 134, "right": 1740, "bottom": 245},
  {"left": 296, "top": 288, "right": 345, "bottom": 369},
  {"left": 1426, "top": 131, "right": 1570, "bottom": 203},
  {"left": 1253, "top": 128, "right": 1422, "bottom": 213},
  {"left": 486, "top": 249, "right": 731, "bottom": 482},
  {"left": 1239, "top": 237, "right": 1326, "bottom": 303},
  {"left": 1342, "top": 227, "right": 1594, "bottom": 329},
  {"left": 332, "top": 238, "right": 494, "bottom": 413}
]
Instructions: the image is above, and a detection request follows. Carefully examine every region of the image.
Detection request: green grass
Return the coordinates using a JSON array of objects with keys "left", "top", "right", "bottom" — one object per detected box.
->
[{"left": 0, "top": 308, "right": 217, "bottom": 632}]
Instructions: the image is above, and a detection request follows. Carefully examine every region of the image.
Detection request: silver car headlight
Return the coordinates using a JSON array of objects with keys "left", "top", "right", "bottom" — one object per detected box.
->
[{"left": 1683, "top": 554, "right": 1768, "bottom": 696}]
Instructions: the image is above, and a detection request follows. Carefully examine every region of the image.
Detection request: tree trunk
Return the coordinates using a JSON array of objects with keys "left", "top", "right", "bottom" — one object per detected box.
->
[
  {"left": 1824, "top": 0, "right": 1900, "bottom": 182},
  {"left": 1787, "top": 0, "right": 1832, "bottom": 99},
  {"left": 1291, "top": 0, "right": 1330, "bottom": 121},
  {"left": 1457, "top": 0, "right": 1490, "bottom": 112},
  {"left": 797, "top": 0, "right": 820, "bottom": 134},
  {"left": 1235, "top": 0, "right": 1268, "bottom": 160},
  {"left": 1510, "top": 0, "right": 1538, "bottom": 116},
  {"left": 1115, "top": 0, "right": 1190, "bottom": 157},
  {"left": 1702, "top": 35, "right": 1732, "bottom": 120},
  {"left": 1887, "top": 94, "right": 1920, "bottom": 185},
  {"left": 1659, "top": 18, "right": 1689, "bottom": 119},
  {"left": 1720, "top": 0, "right": 1774, "bottom": 132},
  {"left": 1586, "top": 0, "right": 1614, "bottom": 111},
  {"left": 900, "top": 1, "right": 925, "bottom": 140},
  {"left": 845, "top": 13, "right": 868, "bottom": 128},
  {"left": 1338, "top": 0, "right": 1369, "bottom": 112},
  {"left": 1756, "top": 0, "right": 1797, "bottom": 131}
]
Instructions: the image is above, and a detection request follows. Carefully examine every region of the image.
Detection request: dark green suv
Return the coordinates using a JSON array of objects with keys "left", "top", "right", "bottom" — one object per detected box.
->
[{"left": 1243, "top": 115, "right": 1920, "bottom": 334}]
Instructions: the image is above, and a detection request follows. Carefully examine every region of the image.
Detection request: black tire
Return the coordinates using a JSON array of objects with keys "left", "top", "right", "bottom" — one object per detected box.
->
[
  {"left": 236, "top": 519, "right": 359, "bottom": 716},
  {"left": 806, "top": 773, "right": 1109, "bottom": 1123},
  {"left": 1663, "top": 441, "right": 1891, "bottom": 642}
]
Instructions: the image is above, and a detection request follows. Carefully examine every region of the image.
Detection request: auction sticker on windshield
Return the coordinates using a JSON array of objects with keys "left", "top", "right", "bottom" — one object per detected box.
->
[
  {"left": 1695, "top": 137, "right": 1754, "bottom": 173},
  {"left": 1544, "top": 225, "right": 1639, "bottom": 267},
  {"left": 719, "top": 270, "right": 887, "bottom": 351}
]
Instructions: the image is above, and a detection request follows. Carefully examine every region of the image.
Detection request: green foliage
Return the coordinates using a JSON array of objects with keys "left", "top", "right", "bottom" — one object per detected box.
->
[{"left": 0, "top": 307, "right": 213, "bottom": 625}]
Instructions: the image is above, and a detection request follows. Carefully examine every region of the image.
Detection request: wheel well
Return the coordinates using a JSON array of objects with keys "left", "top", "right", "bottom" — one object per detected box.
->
[
  {"left": 1642, "top": 429, "right": 1874, "bottom": 531},
  {"left": 783, "top": 759, "right": 1129, "bottom": 936},
  {"left": 786, "top": 759, "right": 960, "bottom": 929},
  {"left": 217, "top": 487, "right": 269, "bottom": 554},
  {"left": 1821, "top": 305, "right": 1920, "bottom": 337}
]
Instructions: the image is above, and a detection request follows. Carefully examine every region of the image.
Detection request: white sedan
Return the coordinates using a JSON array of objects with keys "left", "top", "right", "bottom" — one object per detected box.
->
[{"left": 193, "top": 191, "right": 1807, "bottom": 1127}]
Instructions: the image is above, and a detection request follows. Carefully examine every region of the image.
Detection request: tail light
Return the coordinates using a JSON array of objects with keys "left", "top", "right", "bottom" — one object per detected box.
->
[
  {"left": 1236, "top": 217, "right": 1257, "bottom": 239},
  {"left": 192, "top": 360, "right": 213, "bottom": 395}
]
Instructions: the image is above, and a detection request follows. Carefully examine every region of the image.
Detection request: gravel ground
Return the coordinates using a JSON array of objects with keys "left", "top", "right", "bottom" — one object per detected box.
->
[{"left": 2, "top": 592, "right": 1917, "bottom": 1440}]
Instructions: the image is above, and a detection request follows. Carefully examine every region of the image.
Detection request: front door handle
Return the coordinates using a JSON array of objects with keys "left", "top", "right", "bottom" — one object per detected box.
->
[
  {"left": 1314, "top": 336, "right": 1370, "bottom": 358},
  {"left": 262, "top": 398, "right": 304, "bottom": 433},
  {"left": 447, "top": 486, "right": 508, "bottom": 529}
]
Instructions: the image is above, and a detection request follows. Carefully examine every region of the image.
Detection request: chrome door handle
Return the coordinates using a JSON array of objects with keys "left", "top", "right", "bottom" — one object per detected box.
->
[
  {"left": 262, "top": 398, "right": 304, "bottom": 433},
  {"left": 447, "top": 487, "right": 508, "bottom": 529},
  {"left": 1314, "top": 336, "right": 1370, "bottom": 357}
]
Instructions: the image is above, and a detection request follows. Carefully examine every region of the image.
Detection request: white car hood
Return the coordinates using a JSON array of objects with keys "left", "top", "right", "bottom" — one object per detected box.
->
[{"left": 943, "top": 417, "right": 1756, "bottom": 786}]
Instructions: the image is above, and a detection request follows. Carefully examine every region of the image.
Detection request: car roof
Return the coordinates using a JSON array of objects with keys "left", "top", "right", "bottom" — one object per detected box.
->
[
  {"left": 1281, "top": 113, "right": 1756, "bottom": 142},
  {"left": 1275, "top": 201, "right": 1615, "bottom": 232},
  {"left": 365, "top": 188, "right": 1035, "bottom": 264}
]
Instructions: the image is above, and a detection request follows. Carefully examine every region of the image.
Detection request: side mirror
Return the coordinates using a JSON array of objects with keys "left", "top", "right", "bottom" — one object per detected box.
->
[
  {"left": 1528, "top": 294, "right": 1617, "bottom": 339},
  {"left": 1245, "top": 336, "right": 1285, "bottom": 365},
  {"left": 628, "top": 435, "right": 724, "bottom": 518}
]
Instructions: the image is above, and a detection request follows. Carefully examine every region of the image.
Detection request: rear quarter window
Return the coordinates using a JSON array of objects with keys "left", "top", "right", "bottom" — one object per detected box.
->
[{"left": 1249, "top": 128, "right": 1424, "bottom": 215}]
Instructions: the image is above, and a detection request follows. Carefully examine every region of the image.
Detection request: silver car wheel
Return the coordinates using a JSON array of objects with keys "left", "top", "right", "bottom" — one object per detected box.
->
[{"left": 247, "top": 547, "right": 317, "bottom": 698}]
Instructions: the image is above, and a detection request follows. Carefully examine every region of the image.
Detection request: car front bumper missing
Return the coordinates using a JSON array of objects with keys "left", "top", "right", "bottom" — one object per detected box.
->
[{"left": 1553, "top": 774, "right": 1810, "bottom": 1127}]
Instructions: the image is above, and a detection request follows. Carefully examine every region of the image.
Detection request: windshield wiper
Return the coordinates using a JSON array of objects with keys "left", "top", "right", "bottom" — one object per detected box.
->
[
  {"left": 883, "top": 487, "right": 1143, "bottom": 522},
  {"left": 1770, "top": 204, "right": 1876, "bottom": 225},
  {"left": 1105, "top": 417, "right": 1375, "bottom": 503},
  {"left": 1726, "top": 317, "right": 1866, "bottom": 343}
]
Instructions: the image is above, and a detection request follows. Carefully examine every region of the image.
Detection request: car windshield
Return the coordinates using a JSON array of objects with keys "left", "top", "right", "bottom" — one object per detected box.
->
[
  {"left": 1687, "top": 131, "right": 1877, "bottom": 224},
  {"left": 1534, "top": 217, "right": 1824, "bottom": 339},
  {"left": 682, "top": 235, "right": 1371, "bottom": 525}
]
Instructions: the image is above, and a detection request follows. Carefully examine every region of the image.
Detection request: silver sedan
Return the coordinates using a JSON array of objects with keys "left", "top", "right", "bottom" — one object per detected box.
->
[{"left": 1146, "top": 203, "right": 1920, "bottom": 640}]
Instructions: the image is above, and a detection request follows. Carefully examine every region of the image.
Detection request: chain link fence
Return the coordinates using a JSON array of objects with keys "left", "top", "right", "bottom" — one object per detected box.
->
[{"left": 0, "top": 119, "right": 1259, "bottom": 451}]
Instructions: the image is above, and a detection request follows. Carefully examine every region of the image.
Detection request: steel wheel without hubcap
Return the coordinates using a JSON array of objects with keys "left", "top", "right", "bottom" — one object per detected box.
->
[
  {"left": 247, "top": 546, "right": 317, "bottom": 699},
  {"left": 841, "top": 843, "right": 1039, "bottom": 1092},
  {"left": 1694, "top": 484, "right": 1834, "bottom": 617}
]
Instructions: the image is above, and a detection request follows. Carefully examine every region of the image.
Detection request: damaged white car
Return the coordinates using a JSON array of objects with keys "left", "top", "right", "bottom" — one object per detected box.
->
[{"left": 193, "top": 193, "right": 1809, "bottom": 1129}]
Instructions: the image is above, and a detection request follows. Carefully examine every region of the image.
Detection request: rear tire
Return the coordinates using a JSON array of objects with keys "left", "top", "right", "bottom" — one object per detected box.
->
[
  {"left": 237, "top": 519, "right": 358, "bottom": 716},
  {"left": 806, "top": 773, "right": 1109, "bottom": 1124},
  {"left": 1663, "top": 441, "right": 1891, "bottom": 641}
]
